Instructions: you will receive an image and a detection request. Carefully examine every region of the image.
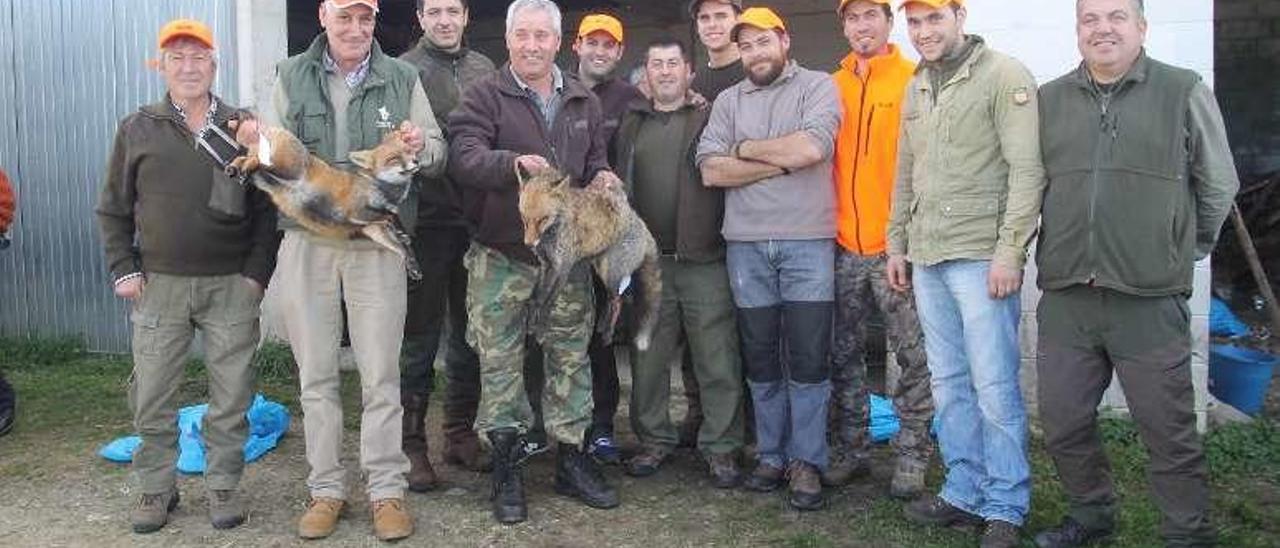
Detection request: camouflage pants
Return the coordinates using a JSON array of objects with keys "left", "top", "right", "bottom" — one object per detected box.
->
[
  {"left": 830, "top": 251, "right": 934, "bottom": 463},
  {"left": 464, "top": 243, "right": 594, "bottom": 445}
]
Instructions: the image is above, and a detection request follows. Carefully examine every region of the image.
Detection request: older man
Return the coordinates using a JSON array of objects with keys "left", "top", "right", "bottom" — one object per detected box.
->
[
  {"left": 397, "top": 0, "right": 497, "bottom": 487},
  {"left": 827, "top": 0, "right": 934, "bottom": 499},
  {"left": 697, "top": 8, "right": 842, "bottom": 512},
  {"left": 251, "top": 0, "right": 446, "bottom": 540},
  {"left": 1033, "top": 1, "right": 1239, "bottom": 546},
  {"left": 449, "top": 0, "right": 621, "bottom": 525},
  {"left": 885, "top": 1, "right": 1044, "bottom": 546},
  {"left": 97, "top": 19, "right": 278, "bottom": 534}
]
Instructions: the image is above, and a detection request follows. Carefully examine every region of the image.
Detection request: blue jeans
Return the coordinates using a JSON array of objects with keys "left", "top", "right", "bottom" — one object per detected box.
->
[
  {"left": 912, "top": 259, "right": 1029, "bottom": 525},
  {"left": 727, "top": 240, "right": 834, "bottom": 470}
]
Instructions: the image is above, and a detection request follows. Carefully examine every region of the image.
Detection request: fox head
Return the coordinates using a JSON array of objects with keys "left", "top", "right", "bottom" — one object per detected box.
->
[
  {"left": 349, "top": 130, "right": 420, "bottom": 183},
  {"left": 517, "top": 166, "right": 570, "bottom": 248}
]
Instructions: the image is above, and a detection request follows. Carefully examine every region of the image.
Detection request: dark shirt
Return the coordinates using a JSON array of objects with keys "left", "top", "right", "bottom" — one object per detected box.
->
[
  {"left": 632, "top": 110, "right": 690, "bottom": 252},
  {"left": 693, "top": 59, "right": 745, "bottom": 103}
]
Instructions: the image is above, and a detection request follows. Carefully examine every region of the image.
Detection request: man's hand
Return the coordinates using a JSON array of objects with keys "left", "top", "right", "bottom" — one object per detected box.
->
[
  {"left": 398, "top": 121, "right": 425, "bottom": 155},
  {"left": 588, "top": 170, "right": 622, "bottom": 192},
  {"left": 514, "top": 155, "right": 552, "bottom": 180},
  {"left": 987, "top": 262, "right": 1023, "bottom": 300},
  {"left": 687, "top": 90, "right": 709, "bottom": 109},
  {"left": 887, "top": 254, "right": 912, "bottom": 293},
  {"left": 229, "top": 117, "right": 260, "bottom": 148},
  {"left": 115, "top": 276, "right": 145, "bottom": 300}
]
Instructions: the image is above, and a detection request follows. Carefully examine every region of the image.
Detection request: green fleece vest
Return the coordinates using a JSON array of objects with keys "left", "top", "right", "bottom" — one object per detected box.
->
[
  {"left": 276, "top": 37, "right": 417, "bottom": 164},
  {"left": 1037, "top": 56, "right": 1201, "bottom": 296}
]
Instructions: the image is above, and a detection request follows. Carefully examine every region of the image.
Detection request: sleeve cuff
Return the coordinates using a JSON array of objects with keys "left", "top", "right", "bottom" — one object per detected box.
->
[{"left": 113, "top": 271, "right": 144, "bottom": 286}]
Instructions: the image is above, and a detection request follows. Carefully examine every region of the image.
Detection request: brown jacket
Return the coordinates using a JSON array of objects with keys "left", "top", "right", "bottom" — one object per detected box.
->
[
  {"left": 96, "top": 95, "right": 279, "bottom": 285},
  {"left": 447, "top": 65, "right": 610, "bottom": 262}
]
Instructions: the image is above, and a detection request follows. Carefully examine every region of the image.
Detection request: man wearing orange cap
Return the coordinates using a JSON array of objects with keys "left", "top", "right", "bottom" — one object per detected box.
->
[
  {"left": 884, "top": 1, "right": 1043, "bottom": 546},
  {"left": 570, "top": 12, "right": 645, "bottom": 465},
  {"left": 250, "top": 0, "right": 446, "bottom": 540},
  {"left": 826, "top": 0, "right": 934, "bottom": 500},
  {"left": 697, "top": 7, "right": 842, "bottom": 512},
  {"left": 97, "top": 19, "right": 279, "bottom": 534}
]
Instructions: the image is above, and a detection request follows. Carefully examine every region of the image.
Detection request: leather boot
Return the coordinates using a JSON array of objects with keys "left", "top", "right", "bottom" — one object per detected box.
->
[
  {"left": 401, "top": 393, "right": 438, "bottom": 492},
  {"left": 443, "top": 424, "right": 492, "bottom": 472},
  {"left": 554, "top": 443, "right": 620, "bottom": 509},
  {"left": 487, "top": 428, "right": 528, "bottom": 524}
]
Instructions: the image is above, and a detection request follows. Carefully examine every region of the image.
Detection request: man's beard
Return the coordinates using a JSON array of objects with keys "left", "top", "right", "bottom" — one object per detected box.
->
[{"left": 746, "top": 57, "right": 785, "bottom": 86}]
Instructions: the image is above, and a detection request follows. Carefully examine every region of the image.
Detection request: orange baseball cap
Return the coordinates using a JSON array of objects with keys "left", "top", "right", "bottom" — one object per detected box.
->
[
  {"left": 730, "top": 7, "right": 787, "bottom": 42},
  {"left": 839, "top": 0, "right": 892, "bottom": 14},
  {"left": 327, "top": 0, "right": 379, "bottom": 13},
  {"left": 898, "top": 0, "right": 964, "bottom": 9},
  {"left": 158, "top": 19, "right": 215, "bottom": 50},
  {"left": 578, "top": 14, "right": 624, "bottom": 43}
]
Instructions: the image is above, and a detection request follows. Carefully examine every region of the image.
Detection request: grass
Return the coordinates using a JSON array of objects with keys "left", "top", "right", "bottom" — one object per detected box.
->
[{"left": 0, "top": 336, "right": 1278, "bottom": 546}]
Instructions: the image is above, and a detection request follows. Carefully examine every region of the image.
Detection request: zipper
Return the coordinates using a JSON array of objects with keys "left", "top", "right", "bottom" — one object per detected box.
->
[
  {"left": 849, "top": 66, "right": 872, "bottom": 254},
  {"left": 1085, "top": 88, "right": 1111, "bottom": 284},
  {"left": 863, "top": 105, "right": 877, "bottom": 157}
]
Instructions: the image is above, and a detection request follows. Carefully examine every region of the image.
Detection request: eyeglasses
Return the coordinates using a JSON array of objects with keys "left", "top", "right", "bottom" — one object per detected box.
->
[{"left": 164, "top": 52, "right": 213, "bottom": 65}]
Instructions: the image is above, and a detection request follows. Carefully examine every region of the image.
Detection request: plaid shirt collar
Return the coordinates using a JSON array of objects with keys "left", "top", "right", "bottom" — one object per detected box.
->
[{"left": 323, "top": 49, "right": 372, "bottom": 89}]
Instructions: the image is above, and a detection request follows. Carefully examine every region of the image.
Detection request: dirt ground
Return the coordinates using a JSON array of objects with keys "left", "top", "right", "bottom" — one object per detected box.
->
[{"left": 0, "top": 357, "right": 958, "bottom": 548}]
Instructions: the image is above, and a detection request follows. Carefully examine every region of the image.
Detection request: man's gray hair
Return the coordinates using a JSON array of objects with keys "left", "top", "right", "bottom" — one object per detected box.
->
[
  {"left": 1077, "top": 0, "right": 1145, "bottom": 21},
  {"left": 506, "top": 0, "right": 562, "bottom": 35}
]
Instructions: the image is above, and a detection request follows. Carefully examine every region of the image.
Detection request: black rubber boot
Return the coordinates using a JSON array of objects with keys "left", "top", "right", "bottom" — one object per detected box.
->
[
  {"left": 487, "top": 428, "right": 528, "bottom": 524},
  {"left": 554, "top": 443, "right": 620, "bottom": 509}
]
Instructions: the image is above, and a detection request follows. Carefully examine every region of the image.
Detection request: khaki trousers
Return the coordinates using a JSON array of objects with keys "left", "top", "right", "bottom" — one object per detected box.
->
[
  {"left": 129, "top": 273, "right": 261, "bottom": 493},
  {"left": 277, "top": 231, "right": 409, "bottom": 501}
]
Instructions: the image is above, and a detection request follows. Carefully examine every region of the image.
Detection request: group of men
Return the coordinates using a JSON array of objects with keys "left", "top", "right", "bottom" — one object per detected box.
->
[{"left": 95, "top": 0, "right": 1238, "bottom": 546}]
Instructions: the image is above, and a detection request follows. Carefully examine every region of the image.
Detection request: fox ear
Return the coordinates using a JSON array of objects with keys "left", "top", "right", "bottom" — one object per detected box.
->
[
  {"left": 516, "top": 161, "right": 534, "bottom": 186},
  {"left": 349, "top": 150, "right": 375, "bottom": 170}
]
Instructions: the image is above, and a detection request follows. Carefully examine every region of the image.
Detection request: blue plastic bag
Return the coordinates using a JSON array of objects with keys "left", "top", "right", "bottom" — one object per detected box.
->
[
  {"left": 99, "top": 394, "right": 290, "bottom": 473},
  {"left": 869, "top": 394, "right": 900, "bottom": 443},
  {"left": 1210, "top": 297, "right": 1251, "bottom": 338}
]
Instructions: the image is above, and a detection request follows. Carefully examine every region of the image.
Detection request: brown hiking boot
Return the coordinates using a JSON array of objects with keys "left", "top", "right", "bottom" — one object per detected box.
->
[
  {"left": 981, "top": 520, "right": 1022, "bottom": 548},
  {"left": 402, "top": 393, "right": 439, "bottom": 492},
  {"left": 705, "top": 452, "right": 742, "bottom": 489},
  {"left": 130, "top": 489, "right": 179, "bottom": 534},
  {"left": 821, "top": 453, "right": 871, "bottom": 487},
  {"left": 890, "top": 456, "right": 928, "bottom": 500},
  {"left": 297, "top": 497, "right": 344, "bottom": 539},
  {"left": 208, "top": 489, "right": 246, "bottom": 529},
  {"left": 372, "top": 498, "right": 413, "bottom": 541},
  {"left": 787, "top": 461, "right": 824, "bottom": 511},
  {"left": 625, "top": 445, "right": 670, "bottom": 478},
  {"left": 444, "top": 430, "right": 492, "bottom": 472},
  {"left": 743, "top": 461, "right": 785, "bottom": 492}
]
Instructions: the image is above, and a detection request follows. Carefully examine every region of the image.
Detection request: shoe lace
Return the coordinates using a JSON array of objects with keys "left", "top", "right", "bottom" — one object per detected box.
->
[
  {"left": 138, "top": 493, "right": 166, "bottom": 508},
  {"left": 373, "top": 499, "right": 403, "bottom": 512},
  {"left": 212, "top": 490, "right": 233, "bottom": 503}
]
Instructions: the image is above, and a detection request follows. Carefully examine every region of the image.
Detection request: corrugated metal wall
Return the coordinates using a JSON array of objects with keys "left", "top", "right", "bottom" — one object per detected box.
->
[{"left": 0, "top": 0, "right": 240, "bottom": 352}]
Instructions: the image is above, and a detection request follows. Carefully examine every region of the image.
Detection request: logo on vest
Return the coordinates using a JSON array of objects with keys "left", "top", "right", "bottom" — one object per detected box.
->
[{"left": 376, "top": 106, "right": 394, "bottom": 130}]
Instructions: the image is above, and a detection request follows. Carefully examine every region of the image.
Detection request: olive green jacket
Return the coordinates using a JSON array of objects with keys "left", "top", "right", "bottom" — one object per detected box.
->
[{"left": 886, "top": 39, "right": 1046, "bottom": 269}]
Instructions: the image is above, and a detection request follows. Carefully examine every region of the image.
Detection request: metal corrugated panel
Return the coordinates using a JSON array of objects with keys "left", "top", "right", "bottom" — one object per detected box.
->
[{"left": 0, "top": 0, "right": 240, "bottom": 352}]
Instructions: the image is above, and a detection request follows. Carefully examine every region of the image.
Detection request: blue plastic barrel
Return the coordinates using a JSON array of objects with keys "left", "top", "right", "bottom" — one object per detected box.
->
[{"left": 1209, "top": 344, "right": 1278, "bottom": 416}]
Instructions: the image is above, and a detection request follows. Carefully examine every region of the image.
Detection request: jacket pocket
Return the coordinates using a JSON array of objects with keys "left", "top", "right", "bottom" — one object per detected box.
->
[
  {"left": 939, "top": 196, "right": 999, "bottom": 252},
  {"left": 295, "top": 103, "right": 329, "bottom": 147}
]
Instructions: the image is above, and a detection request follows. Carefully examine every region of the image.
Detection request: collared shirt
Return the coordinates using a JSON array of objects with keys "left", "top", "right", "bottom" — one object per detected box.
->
[
  {"left": 510, "top": 65, "right": 565, "bottom": 129},
  {"left": 170, "top": 93, "right": 220, "bottom": 132},
  {"left": 323, "top": 48, "right": 372, "bottom": 89}
]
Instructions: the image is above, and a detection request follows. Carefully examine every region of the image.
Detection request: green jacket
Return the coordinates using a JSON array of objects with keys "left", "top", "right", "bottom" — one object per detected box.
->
[
  {"left": 886, "top": 38, "right": 1045, "bottom": 269},
  {"left": 613, "top": 100, "right": 724, "bottom": 263},
  {"left": 1036, "top": 53, "right": 1239, "bottom": 296},
  {"left": 267, "top": 35, "right": 446, "bottom": 233}
]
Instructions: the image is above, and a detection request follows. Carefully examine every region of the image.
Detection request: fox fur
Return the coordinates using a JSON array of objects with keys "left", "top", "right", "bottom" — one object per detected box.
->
[
  {"left": 517, "top": 167, "right": 662, "bottom": 351},
  {"left": 227, "top": 125, "right": 422, "bottom": 279}
]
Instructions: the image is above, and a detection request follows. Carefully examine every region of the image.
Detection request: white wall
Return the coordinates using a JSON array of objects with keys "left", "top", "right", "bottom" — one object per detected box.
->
[{"left": 888, "top": 0, "right": 1214, "bottom": 86}]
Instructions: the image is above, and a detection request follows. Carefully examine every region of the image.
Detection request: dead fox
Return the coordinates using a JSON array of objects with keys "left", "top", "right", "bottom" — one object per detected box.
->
[
  {"left": 517, "top": 167, "right": 661, "bottom": 351},
  {"left": 226, "top": 125, "right": 422, "bottom": 279}
]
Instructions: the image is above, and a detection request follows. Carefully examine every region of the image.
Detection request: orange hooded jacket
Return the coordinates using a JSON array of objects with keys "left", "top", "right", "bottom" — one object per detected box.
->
[{"left": 831, "top": 44, "right": 915, "bottom": 255}]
